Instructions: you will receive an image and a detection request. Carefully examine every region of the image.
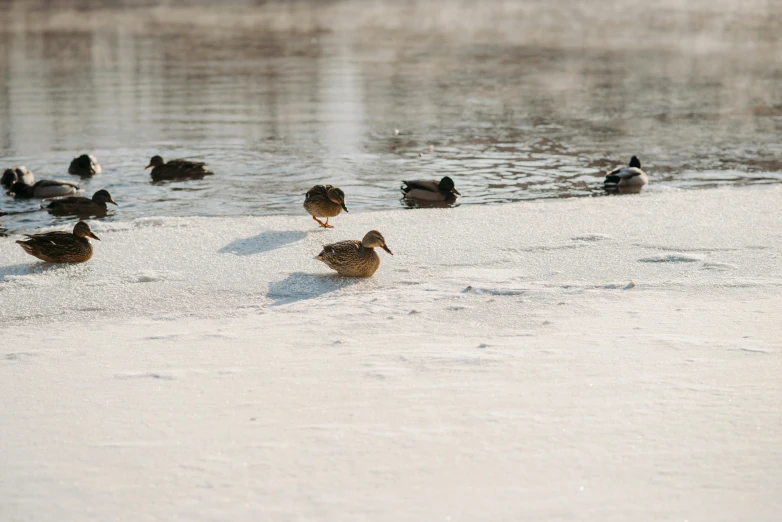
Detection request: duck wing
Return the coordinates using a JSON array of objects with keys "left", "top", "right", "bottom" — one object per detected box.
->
[
  {"left": 317, "top": 240, "right": 361, "bottom": 265},
  {"left": 29, "top": 179, "right": 80, "bottom": 197},
  {"left": 607, "top": 167, "right": 642, "bottom": 180},
  {"left": 401, "top": 179, "right": 439, "bottom": 193},
  {"left": 24, "top": 231, "right": 73, "bottom": 245},
  {"left": 153, "top": 159, "right": 213, "bottom": 180},
  {"left": 305, "top": 185, "right": 334, "bottom": 202},
  {"left": 45, "top": 195, "right": 88, "bottom": 205},
  {"left": 319, "top": 239, "right": 359, "bottom": 255},
  {"left": 35, "top": 179, "right": 80, "bottom": 189},
  {"left": 43, "top": 196, "right": 91, "bottom": 210},
  {"left": 605, "top": 167, "right": 644, "bottom": 184},
  {"left": 168, "top": 159, "right": 206, "bottom": 169}
]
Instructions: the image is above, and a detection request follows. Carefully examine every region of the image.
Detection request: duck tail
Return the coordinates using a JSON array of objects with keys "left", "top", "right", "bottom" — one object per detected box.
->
[
  {"left": 604, "top": 175, "right": 620, "bottom": 185},
  {"left": 16, "top": 240, "right": 34, "bottom": 254}
]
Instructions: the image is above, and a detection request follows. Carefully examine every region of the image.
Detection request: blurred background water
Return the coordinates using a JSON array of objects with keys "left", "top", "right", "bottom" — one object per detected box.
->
[{"left": 0, "top": 0, "right": 781, "bottom": 232}]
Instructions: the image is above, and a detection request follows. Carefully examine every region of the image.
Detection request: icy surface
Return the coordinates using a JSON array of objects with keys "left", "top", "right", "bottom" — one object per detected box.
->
[{"left": 1, "top": 186, "right": 781, "bottom": 520}]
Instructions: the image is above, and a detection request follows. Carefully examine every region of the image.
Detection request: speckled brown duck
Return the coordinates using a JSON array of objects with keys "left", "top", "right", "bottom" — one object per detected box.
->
[
  {"left": 16, "top": 221, "right": 100, "bottom": 263},
  {"left": 303, "top": 185, "right": 348, "bottom": 228},
  {"left": 315, "top": 230, "right": 392, "bottom": 277}
]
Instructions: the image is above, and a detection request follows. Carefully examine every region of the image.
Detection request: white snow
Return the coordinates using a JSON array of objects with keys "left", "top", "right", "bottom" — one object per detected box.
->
[{"left": 1, "top": 186, "right": 781, "bottom": 521}]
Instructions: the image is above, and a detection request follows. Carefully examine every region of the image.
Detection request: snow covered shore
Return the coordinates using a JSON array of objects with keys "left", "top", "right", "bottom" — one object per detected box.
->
[{"left": 1, "top": 186, "right": 781, "bottom": 521}]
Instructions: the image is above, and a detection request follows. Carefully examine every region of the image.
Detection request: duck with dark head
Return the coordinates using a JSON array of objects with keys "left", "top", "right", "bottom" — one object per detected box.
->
[
  {"left": 69, "top": 154, "right": 102, "bottom": 177},
  {"left": 1, "top": 166, "right": 34, "bottom": 188},
  {"left": 145, "top": 155, "right": 214, "bottom": 181},
  {"left": 604, "top": 156, "right": 648, "bottom": 194},
  {"left": 44, "top": 189, "right": 118, "bottom": 217},
  {"left": 9, "top": 179, "right": 80, "bottom": 198},
  {"left": 401, "top": 176, "right": 460, "bottom": 203}
]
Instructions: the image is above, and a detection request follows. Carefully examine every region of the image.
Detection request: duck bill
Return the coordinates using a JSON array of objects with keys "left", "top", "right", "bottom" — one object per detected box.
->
[
  {"left": 452, "top": 188, "right": 461, "bottom": 195},
  {"left": 382, "top": 245, "right": 393, "bottom": 255},
  {"left": 341, "top": 203, "right": 349, "bottom": 212},
  {"left": 88, "top": 232, "right": 101, "bottom": 241},
  {"left": 144, "top": 164, "right": 153, "bottom": 169},
  {"left": 109, "top": 199, "right": 118, "bottom": 206}
]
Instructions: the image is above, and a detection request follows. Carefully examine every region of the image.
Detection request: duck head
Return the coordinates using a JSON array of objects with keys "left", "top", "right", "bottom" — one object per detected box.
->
[
  {"left": 92, "top": 189, "right": 118, "bottom": 206},
  {"left": 73, "top": 221, "right": 100, "bottom": 241},
  {"left": 327, "top": 187, "right": 349, "bottom": 212},
  {"left": 145, "top": 155, "right": 165, "bottom": 169},
  {"left": 439, "top": 176, "right": 460, "bottom": 196},
  {"left": 629, "top": 156, "right": 641, "bottom": 169},
  {"left": 2, "top": 167, "right": 24, "bottom": 188},
  {"left": 76, "top": 154, "right": 92, "bottom": 169},
  {"left": 8, "top": 181, "right": 33, "bottom": 198},
  {"left": 362, "top": 230, "right": 393, "bottom": 255}
]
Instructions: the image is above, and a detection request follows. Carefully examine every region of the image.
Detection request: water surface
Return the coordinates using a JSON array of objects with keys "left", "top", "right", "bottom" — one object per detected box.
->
[{"left": 1, "top": 0, "right": 781, "bottom": 232}]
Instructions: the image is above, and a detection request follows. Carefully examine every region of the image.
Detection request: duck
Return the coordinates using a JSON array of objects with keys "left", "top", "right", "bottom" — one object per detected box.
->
[
  {"left": 16, "top": 221, "right": 100, "bottom": 263},
  {"left": 9, "top": 179, "right": 80, "bottom": 198},
  {"left": 1, "top": 166, "right": 34, "bottom": 188},
  {"left": 604, "top": 156, "right": 648, "bottom": 193},
  {"left": 43, "top": 189, "right": 118, "bottom": 217},
  {"left": 68, "top": 154, "right": 102, "bottom": 176},
  {"left": 315, "top": 230, "right": 392, "bottom": 277},
  {"left": 303, "top": 184, "right": 348, "bottom": 228},
  {"left": 401, "top": 176, "right": 460, "bottom": 202},
  {"left": 145, "top": 155, "right": 214, "bottom": 181}
]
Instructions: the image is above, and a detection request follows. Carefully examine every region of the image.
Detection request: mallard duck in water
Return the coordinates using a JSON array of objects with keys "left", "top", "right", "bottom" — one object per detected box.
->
[
  {"left": 604, "top": 156, "right": 648, "bottom": 193},
  {"left": 401, "top": 176, "right": 460, "bottom": 202},
  {"left": 16, "top": 221, "right": 100, "bottom": 263},
  {"left": 44, "top": 189, "right": 117, "bottom": 217},
  {"left": 303, "top": 184, "right": 348, "bottom": 228},
  {"left": 1, "top": 166, "right": 34, "bottom": 188},
  {"left": 145, "top": 155, "right": 214, "bottom": 181},
  {"left": 9, "top": 179, "right": 80, "bottom": 198},
  {"left": 315, "top": 230, "right": 392, "bottom": 277},
  {"left": 68, "top": 154, "right": 102, "bottom": 176}
]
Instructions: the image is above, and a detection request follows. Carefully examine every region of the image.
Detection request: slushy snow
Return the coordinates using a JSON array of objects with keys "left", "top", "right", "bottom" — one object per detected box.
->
[{"left": 1, "top": 186, "right": 780, "bottom": 521}]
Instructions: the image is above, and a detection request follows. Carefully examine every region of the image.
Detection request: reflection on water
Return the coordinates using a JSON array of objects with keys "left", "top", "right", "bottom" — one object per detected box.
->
[{"left": 0, "top": 0, "right": 780, "bottom": 232}]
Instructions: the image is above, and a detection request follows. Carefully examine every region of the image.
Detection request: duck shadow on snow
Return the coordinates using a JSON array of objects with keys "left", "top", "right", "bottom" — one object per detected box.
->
[
  {"left": 267, "top": 272, "right": 361, "bottom": 306},
  {"left": 219, "top": 230, "right": 307, "bottom": 256},
  {"left": 0, "top": 261, "right": 65, "bottom": 280}
]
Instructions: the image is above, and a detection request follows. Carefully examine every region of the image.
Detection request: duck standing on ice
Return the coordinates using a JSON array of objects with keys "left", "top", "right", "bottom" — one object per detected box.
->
[
  {"left": 303, "top": 184, "right": 348, "bottom": 228},
  {"left": 315, "top": 230, "right": 392, "bottom": 277},
  {"left": 604, "top": 156, "right": 648, "bottom": 193}
]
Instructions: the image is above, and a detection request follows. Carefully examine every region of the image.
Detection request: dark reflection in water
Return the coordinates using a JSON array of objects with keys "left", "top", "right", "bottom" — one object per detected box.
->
[{"left": 0, "top": 0, "right": 780, "bottom": 233}]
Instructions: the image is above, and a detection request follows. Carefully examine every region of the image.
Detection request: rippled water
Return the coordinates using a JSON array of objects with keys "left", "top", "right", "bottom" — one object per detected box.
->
[{"left": 1, "top": 0, "right": 781, "bottom": 232}]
